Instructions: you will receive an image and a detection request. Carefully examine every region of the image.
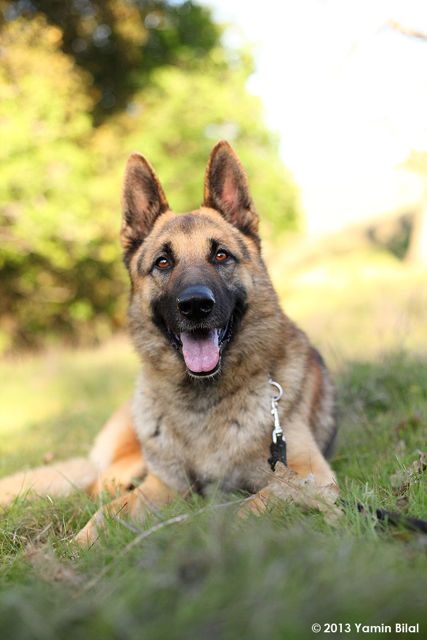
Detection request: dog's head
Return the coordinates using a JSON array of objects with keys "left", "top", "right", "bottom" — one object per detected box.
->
[{"left": 122, "top": 141, "right": 279, "bottom": 381}]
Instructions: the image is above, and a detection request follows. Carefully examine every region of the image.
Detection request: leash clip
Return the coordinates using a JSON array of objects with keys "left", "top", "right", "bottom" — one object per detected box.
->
[
  {"left": 269, "top": 378, "right": 284, "bottom": 444},
  {"left": 268, "top": 377, "right": 287, "bottom": 471}
]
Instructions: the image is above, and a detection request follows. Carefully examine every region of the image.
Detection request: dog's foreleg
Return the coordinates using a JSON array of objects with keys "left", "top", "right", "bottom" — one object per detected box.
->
[
  {"left": 285, "top": 425, "right": 338, "bottom": 488},
  {"left": 73, "top": 473, "right": 177, "bottom": 547}
]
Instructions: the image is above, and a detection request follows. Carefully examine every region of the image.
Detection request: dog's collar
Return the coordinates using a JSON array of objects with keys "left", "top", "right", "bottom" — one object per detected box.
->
[{"left": 268, "top": 377, "right": 287, "bottom": 471}]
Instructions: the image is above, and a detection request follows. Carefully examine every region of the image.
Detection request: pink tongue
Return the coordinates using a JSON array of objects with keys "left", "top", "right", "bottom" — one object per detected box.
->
[{"left": 180, "top": 330, "right": 220, "bottom": 373}]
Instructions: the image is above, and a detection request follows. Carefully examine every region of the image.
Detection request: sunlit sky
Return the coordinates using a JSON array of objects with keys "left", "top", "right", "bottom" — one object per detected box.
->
[{"left": 200, "top": 0, "right": 427, "bottom": 232}]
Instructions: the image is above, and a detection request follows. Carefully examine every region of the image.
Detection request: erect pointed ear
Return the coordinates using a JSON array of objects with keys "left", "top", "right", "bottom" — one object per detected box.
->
[
  {"left": 121, "top": 153, "right": 169, "bottom": 254},
  {"left": 203, "top": 140, "right": 259, "bottom": 238}
]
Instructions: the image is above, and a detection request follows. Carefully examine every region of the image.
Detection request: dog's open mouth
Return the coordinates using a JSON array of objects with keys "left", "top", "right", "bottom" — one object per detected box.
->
[{"left": 170, "top": 322, "right": 232, "bottom": 377}]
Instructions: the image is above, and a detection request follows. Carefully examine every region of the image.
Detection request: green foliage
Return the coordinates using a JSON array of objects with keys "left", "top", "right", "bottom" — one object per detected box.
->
[
  {"left": 2, "top": 0, "right": 221, "bottom": 121},
  {"left": 0, "top": 2, "right": 300, "bottom": 351},
  {"left": 0, "top": 17, "right": 126, "bottom": 350}
]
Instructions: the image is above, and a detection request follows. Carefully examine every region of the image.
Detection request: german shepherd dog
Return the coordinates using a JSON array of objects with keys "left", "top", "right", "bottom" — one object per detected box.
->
[{"left": 0, "top": 142, "right": 338, "bottom": 544}]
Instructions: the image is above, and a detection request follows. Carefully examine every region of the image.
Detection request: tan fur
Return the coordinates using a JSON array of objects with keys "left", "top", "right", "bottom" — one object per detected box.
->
[
  {"left": 0, "top": 458, "right": 97, "bottom": 506},
  {"left": 0, "top": 142, "right": 338, "bottom": 546}
]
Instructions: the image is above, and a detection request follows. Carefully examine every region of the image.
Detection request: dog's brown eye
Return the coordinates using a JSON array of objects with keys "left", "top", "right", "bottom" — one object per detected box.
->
[
  {"left": 215, "top": 250, "right": 229, "bottom": 263},
  {"left": 155, "top": 256, "right": 171, "bottom": 270}
]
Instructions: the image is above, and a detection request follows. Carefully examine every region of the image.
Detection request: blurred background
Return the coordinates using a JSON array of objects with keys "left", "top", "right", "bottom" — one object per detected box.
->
[{"left": 0, "top": 1, "right": 426, "bottom": 470}]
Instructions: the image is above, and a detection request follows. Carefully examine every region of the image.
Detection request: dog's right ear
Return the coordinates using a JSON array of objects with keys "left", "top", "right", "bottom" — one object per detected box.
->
[{"left": 121, "top": 153, "right": 169, "bottom": 256}]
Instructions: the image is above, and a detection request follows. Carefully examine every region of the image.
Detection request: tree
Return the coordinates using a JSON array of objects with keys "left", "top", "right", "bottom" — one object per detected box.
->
[
  {"left": 405, "top": 151, "right": 427, "bottom": 265},
  {"left": 0, "top": 3, "right": 300, "bottom": 351},
  {"left": 0, "top": 17, "right": 107, "bottom": 350},
  {"left": 1, "top": 0, "right": 220, "bottom": 123},
  {"left": 388, "top": 19, "right": 427, "bottom": 265}
]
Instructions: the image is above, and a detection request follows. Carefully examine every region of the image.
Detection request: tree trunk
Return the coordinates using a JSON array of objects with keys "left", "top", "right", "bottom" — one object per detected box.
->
[{"left": 407, "top": 200, "right": 427, "bottom": 265}]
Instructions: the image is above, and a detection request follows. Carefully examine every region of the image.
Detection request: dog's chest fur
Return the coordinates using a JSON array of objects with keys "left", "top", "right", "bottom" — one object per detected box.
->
[{"left": 133, "top": 369, "right": 274, "bottom": 494}]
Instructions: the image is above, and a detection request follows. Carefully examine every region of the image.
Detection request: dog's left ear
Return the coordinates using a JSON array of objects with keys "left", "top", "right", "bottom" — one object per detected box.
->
[{"left": 203, "top": 140, "right": 259, "bottom": 238}]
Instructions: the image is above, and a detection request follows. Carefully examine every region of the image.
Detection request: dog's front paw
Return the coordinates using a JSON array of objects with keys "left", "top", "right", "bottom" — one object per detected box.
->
[
  {"left": 237, "top": 491, "right": 271, "bottom": 518},
  {"left": 270, "top": 467, "right": 342, "bottom": 523},
  {"left": 238, "top": 464, "right": 341, "bottom": 522},
  {"left": 73, "top": 511, "right": 105, "bottom": 548}
]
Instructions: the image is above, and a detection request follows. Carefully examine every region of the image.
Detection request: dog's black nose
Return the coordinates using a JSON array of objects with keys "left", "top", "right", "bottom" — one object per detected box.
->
[{"left": 177, "top": 285, "right": 215, "bottom": 320}]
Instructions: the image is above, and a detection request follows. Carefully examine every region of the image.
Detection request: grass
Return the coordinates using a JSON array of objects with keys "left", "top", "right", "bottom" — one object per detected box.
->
[
  {"left": 0, "top": 337, "right": 138, "bottom": 477},
  {"left": 0, "top": 247, "right": 426, "bottom": 639}
]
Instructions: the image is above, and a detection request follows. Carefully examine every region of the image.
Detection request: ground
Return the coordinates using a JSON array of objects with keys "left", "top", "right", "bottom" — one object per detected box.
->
[{"left": 0, "top": 245, "right": 426, "bottom": 640}]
